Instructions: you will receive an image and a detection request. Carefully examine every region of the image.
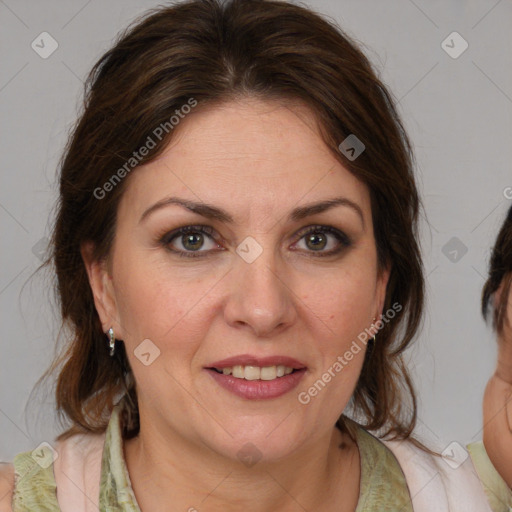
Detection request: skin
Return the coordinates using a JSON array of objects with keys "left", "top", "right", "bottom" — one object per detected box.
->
[
  {"left": 483, "top": 280, "right": 512, "bottom": 488},
  {"left": 82, "top": 98, "right": 389, "bottom": 512}
]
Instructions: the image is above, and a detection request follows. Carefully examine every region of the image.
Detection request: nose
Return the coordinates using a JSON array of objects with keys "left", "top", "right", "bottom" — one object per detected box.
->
[{"left": 223, "top": 246, "right": 297, "bottom": 337}]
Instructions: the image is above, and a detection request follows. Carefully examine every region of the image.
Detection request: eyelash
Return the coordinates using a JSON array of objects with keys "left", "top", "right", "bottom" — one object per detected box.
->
[{"left": 159, "top": 224, "right": 352, "bottom": 259}]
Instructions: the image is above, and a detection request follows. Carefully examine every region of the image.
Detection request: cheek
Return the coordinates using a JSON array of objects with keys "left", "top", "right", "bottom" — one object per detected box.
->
[
  {"left": 306, "top": 269, "right": 377, "bottom": 337},
  {"left": 111, "top": 250, "right": 189, "bottom": 341},
  {"left": 112, "top": 260, "right": 210, "bottom": 399},
  {"left": 298, "top": 267, "right": 377, "bottom": 401},
  {"left": 111, "top": 249, "right": 224, "bottom": 365}
]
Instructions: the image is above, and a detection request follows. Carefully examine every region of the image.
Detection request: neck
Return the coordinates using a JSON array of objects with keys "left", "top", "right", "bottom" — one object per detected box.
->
[{"left": 124, "top": 411, "right": 360, "bottom": 512}]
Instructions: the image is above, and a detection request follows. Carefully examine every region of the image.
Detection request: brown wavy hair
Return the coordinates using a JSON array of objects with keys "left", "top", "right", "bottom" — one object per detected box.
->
[
  {"left": 43, "top": 0, "right": 424, "bottom": 443},
  {"left": 482, "top": 205, "right": 512, "bottom": 334}
]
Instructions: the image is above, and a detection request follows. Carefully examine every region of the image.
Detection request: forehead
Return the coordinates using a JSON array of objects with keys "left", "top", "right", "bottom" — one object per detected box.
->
[{"left": 118, "top": 98, "right": 371, "bottom": 225}]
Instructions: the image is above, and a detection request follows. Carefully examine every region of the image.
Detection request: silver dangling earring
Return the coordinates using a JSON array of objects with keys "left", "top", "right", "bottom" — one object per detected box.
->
[{"left": 107, "top": 327, "right": 116, "bottom": 356}]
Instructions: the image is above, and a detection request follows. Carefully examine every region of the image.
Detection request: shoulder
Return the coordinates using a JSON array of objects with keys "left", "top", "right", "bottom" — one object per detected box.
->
[
  {"left": 1, "top": 432, "right": 106, "bottom": 512},
  {"left": 382, "top": 437, "right": 494, "bottom": 512},
  {"left": 5, "top": 446, "right": 60, "bottom": 512},
  {"left": 468, "top": 440, "right": 512, "bottom": 512},
  {"left": 352, "top": 426, "right": 414, "bottom": 511},
  {"left": 0, "top": 463, "right": 14, "bottom": 512},
  {"left": 52, "top": 431, "right": 106, "bottom": 511}
]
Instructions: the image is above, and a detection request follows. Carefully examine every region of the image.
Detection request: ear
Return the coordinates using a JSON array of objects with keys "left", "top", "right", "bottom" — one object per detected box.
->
[
  {"left": 495, "top": 276, "right": 512, "bottom": 334},
  {"left": 375, "top": 263, "right": 391, "bottom": 319},
  {"left": 81, "top": 241, "right": 125, "bottom": 339},
  {"left": 494, "top": 281, "right": 504, "bottom": 307}
]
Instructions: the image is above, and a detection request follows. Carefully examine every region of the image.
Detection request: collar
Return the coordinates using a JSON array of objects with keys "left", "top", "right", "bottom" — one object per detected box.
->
[{"left": 100, "top": 404, "right": 412, "bottom": 511}]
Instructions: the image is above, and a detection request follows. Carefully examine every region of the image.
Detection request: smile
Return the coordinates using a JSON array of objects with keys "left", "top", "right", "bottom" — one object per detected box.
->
[
  {"left": 206, "top": 367, "right": 307, "bottom": 399},
  {"left": 212, "top": 365, "right": 295, "bottom": 380}
]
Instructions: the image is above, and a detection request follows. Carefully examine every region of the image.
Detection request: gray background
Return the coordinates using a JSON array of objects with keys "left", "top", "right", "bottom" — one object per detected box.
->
[{"left": 1, "top": 0, "right": 511, "bottom": 461}]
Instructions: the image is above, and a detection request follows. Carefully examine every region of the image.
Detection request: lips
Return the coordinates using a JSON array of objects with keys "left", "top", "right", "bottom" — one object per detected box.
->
[
  {"left": 207, "top": 354, "right": 306, "bottom": 370},
  {"left": 204, "top": 354, "right": 307, "bottom": 400}
]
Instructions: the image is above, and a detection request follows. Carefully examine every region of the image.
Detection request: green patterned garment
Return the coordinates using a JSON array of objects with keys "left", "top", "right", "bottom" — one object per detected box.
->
[
  {"left": 8, "top": 404, "right": 441, "bottom": 510},
  {"left": 468, "top": 441, "right": 512, "bottom": 512}
]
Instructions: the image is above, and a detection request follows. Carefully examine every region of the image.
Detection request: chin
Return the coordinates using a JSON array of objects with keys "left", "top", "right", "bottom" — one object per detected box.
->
[{"left": 201, "top": 416, "right": 309, "bottom": 464}]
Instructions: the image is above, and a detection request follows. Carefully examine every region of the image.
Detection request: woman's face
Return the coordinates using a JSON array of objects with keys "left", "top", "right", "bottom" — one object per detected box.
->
[{"left": 89, "top": 98, "right": 389, "bottom": 462}]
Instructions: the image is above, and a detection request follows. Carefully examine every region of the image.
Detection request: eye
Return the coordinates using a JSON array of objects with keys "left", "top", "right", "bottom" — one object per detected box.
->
[
  {"left": 292, "top": 225, "right": 352, "bottom": 256},
  {"left": 160, "top": 225, "right": 223, "bottom": 258},
  {"left": 159, "top": 224, "right": 351, "bottom": 259}
]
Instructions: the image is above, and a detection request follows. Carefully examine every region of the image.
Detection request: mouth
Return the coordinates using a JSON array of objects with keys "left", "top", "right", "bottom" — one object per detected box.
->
[
  {"left": 209, "top": 364, "right": 299, "bottom": 381},
  {"left": 205, "top": 355, "right": 307, "bottom": 400}
]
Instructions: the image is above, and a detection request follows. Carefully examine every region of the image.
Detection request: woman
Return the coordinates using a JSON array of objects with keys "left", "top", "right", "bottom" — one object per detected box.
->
[{"left": 0, "top": 0, "right": 510, "bottom": 510}]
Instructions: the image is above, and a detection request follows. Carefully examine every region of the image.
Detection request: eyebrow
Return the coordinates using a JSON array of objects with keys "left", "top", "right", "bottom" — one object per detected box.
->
[{"left": 139, "top": 196, "right": 365, "bottom": 226}]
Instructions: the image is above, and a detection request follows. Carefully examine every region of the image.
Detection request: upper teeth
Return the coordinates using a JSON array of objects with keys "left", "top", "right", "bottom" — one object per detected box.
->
[{"left": 217, "top": 365, "right": 294, "bottom": 381}]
